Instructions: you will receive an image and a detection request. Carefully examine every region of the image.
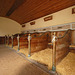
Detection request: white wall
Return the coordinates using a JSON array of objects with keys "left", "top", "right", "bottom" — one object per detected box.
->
[
  {"left": 0, "top": 6, "right": 75, "bottom": 37},
  {"left": 0, "top": 17, "right": 21, "bottom": 36},
  {"left": 21, "top": 6, "right": 75, "bottom": 31}
]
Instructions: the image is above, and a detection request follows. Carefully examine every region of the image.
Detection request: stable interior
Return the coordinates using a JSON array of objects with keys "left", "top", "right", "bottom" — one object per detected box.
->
[
  {"left": 0, "top": 3, "right": 75, "bottom": 75},
  {"left": 5, "top": 30, "right": 75, "bottom": 75}
]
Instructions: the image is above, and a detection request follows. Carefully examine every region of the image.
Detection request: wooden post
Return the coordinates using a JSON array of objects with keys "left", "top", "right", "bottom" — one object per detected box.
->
[
  {"left": 28, "top": 34, "right": 31, "bottom": 57},
  {"left": 17, "top": 34, "right": 20, "bottom": 51},
  {"left": 8, "top": 35, "right": 9, "bottom": 45},
  {"left": 52, "top": 32, "right": 56, "bottom": 71},
  {"left": 5, "top": 35, "right": 6, "bottom": 45},
  {"left": 11, "top": 35, "right": 13, "bottom": 48}
]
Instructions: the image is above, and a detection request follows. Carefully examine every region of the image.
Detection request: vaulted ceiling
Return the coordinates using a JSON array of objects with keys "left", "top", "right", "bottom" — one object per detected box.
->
[{"left": 0, "top": 0, "right": 75, "bottom": 24}]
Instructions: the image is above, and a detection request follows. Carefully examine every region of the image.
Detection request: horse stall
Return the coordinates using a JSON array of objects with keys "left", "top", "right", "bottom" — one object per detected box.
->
[
  {"left": 19, "top": 33, "right": 29, "bottom": 56},
  {"left": 9, "top": 29, "right": 75, "bottom": 75},
  {"left": 19, "top": 34, "right": 28, "bottom": 48},
  {"left": 9, "top": 36, "right": 12, "bottom": 47},
  {"left": 13, "top": 34, "right": 18, "bottom": 51},
  {"left": 5, "top": 36, "right": 9, "bottom": 46},
  {"left": 27, "top": 29, "right": 75, "bottom": 75},
  {"left": 27, "top": 32, "right": 53, "bottom": 69},
  {"left": 0, "top": 36, "right": 5, "bottom": 44},
  {"left": 55, "top": 30, "right": 71, "bottom": 64},
  {"left": 30, "top": 32, "right": 50, "bottom": 52},
  {"left": 53, "top": 30, "right": 75, "bottom": 75},
  {"left": 19, "top": 32, "right": 51, "bottom": 56},
  {"left": 6, "top": 36, "right": 7, "bottom": 45},
  {"left": 69, "top": 30, "right": 75, "bottom": 53}
]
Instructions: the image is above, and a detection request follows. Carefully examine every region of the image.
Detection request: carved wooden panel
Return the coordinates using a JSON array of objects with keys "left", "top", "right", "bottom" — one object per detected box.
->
[
  {"left": 72, "top": 7, "right": 75, "bottom": 14},
  {"left": 44, "top": 16, "right": 53, "bottom": 21},
  {"left": 30, "top": 21, "right": 35, "bottom": 25}
]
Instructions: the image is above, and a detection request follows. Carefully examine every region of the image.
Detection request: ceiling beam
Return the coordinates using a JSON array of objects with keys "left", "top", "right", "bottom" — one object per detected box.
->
[{"left": 6, "top": 0, "right": 26, "bottom": 16}]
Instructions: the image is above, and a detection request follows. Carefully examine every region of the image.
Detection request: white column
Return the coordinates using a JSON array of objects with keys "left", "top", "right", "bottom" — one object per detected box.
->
[
  {"left": 17, "top": 34, "right": 20, "bottom": 51},
  {"left": 52, "top": 32, "right": 56, "bottom": 71},
  {"left": 28, "top": 34, "right": 31, "bottom": 57}
]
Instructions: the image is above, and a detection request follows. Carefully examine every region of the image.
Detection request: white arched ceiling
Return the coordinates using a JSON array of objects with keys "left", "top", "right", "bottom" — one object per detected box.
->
[{"left": 0, "top": 17, "right": 21, "bottom": 36}]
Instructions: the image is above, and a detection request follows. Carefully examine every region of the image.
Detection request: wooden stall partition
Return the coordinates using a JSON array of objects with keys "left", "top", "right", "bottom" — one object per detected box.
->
[
  {"left": 47, "top": 32, "right": 51, "bottom": 43},
  {"left": 13, "top": 34, "right": 18, "bottom": 46},
  {"left": 6, "top": 36, "right": 8, "bottom": 45},
  {"left": 0, "top": 37, "right": 5, "bottom": 44},
  {"left": 19, "top": 34, "right": 28, "bottom": 49},
  {"left": 9, "top": 37, "right": 12, "bottom": 45},
  {"left": 13, "top": 37, "right": 18, "bottom": 46},
  {"left": 47, "top": 32, "right": 53, "bottom": 49},
  {"left": 71, "top": 30, "right": 75, "bottom": 45},
  {"left": 69, "top": 30, "right": 75, "bottom": 53},
  {"left": 30, "top": 32, "right": 49, "bottom": 53},
  {"left": 55, "top": 30, "right": 71, "bottom": 64}
]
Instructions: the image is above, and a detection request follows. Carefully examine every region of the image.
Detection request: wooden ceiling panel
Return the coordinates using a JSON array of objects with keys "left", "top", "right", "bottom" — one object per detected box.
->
[
  {"left": 0, "top": 0, "right": 75, "bottom": 24},
  {"left": 9, "top": 0, "right": 75, "bottom": 24},
  {"left": 0, "top": 0, "right": 15, "bottom": 16},
  {"left": 9, "top": 0, "right": 59, "bottom": 22},
  {"left": 27, "top": 0, "right": 75, "bottom": 21},
  {"left": 6, "top": 0, "right": 26, "bottom": 16},
  {"left": 10, "top": 0, "right": 49, "bottom": 16},
  {"left": 9, "top": 0, "right": 49, "bottom": 23}
]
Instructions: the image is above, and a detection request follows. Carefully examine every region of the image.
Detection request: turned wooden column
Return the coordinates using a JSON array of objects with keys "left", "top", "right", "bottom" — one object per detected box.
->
[
  {"left": 11, "top": 35, "right": 13, "bottom": 48},
  {"left": 52, "top": 32, "right": 56, "bottom": 71},
  {"left": 28, "top": 34, "right": 31, "bottom": 57},
  {"left": 17, "top": 34, "right": 20, "bottom": 51}
]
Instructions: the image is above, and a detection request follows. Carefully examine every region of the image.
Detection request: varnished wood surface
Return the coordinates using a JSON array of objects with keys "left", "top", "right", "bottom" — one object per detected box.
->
[
  {"left": 55, "top": 31, "right": 71, "bottom": 64},
  {"left": 71, "top": 30, "right": 75, "bottom": 45},
  {"left": 20, "top": 36, "right": 28, "bottom": 48},
  {"left": 13, "top": 37, "right": 18, "bottom": 46},
  {"left": 9, "top": 0, "right": 75, "bottom": 24},
  {"left": 0, "top": 0, "right": 75, "bottom": 24},
  {"left": 19, "top": 32, "right": 51, "bottom": 52},
  {"left": 30, "top": 33, "right": 49, "bottom": 53},
  {"left": 9, "top": 37, "right": 12, "bottom": 44},
  {"left": 0, "top": 0, "right": 15, "bottom": 16},
  {"left": 0, "top": 37, "right": 5, "bottom": 44}
]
